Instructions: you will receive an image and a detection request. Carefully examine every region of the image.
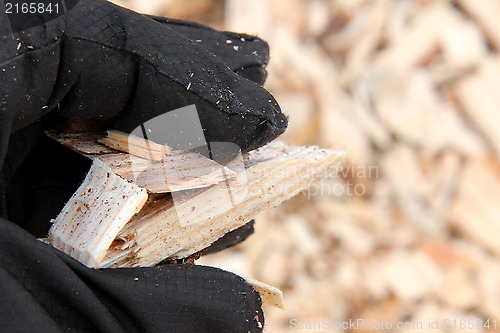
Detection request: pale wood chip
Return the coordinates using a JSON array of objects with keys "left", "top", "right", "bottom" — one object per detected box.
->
[
  {"left": 372, "top": 1, "right": 447, "bottom": 73},
  {"left": 438, "top": 8, "right": 487, "bottom": 67},
  {"left": 449, "top": 158, "right": 500, "bottom": 257},
  {"left": 48, "top": 159, "right": 148, "bottom": 268},
  {"left": 457, "top": 0, "right": 500, "bottom": 51},
  {"left": 454, "top": 58, "right": 500, "bottom": 157},
  {"left": 376, "top": 71, "right": 486, "bottom": 156},
  {"left": 97, "top": 152, "right": 237, "bottom": 193},
  {"left": 99, "top": 130, "right": 172, "bottom": 162},
  {"left": 379, "top": 250, "right": 443, "bottom": 303},
  {"left": 438, "top": 266, "right": 479, "bottom": 309}
]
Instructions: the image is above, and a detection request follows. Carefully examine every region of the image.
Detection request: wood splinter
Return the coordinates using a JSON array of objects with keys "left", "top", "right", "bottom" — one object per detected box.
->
[{"left": 99, "top": 130, "right": 172, "bottom": 162}]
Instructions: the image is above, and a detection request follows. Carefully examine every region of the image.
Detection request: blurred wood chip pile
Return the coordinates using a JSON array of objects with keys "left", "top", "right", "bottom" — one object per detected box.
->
[{"left": 112, "top": 0, "right": 500, "bottom": 332}]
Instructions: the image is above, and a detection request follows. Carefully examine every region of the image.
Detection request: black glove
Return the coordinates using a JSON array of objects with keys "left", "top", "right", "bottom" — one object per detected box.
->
[{"left": 0, "top": 1, "right": 287, "bottom": 332}]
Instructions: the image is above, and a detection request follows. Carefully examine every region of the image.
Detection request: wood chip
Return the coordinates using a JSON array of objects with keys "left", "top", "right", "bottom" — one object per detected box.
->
[
  {"left": 245, "top": 278, "right": 284, "bottom": 309},
  {"left": 438, "top": 266, "right": 479, "bottom": 309},
  {"left": 49, "top": 159, "right": 148, "bottom": 268},
  {"left": 97, "top": 152, "right": 237, "bottom": 193},
  {"left": 376, "top": 71, "right": 486, "bottom": 156},
  {"left": 438, "top": 8, "right": 487, "bottom": 67},
  {"left": 449, "top": 157, "right": 500, "bottom": 257},
  {"left": 454, "top": 58, "right": 500, "bottom": 157},
  {"left": 379, "top": 250, "right": 443, "bottom": 303},
  {"left": 457, "top": 0, "right": 500, "bottom": 51},
  {"left": 372, "top": 1, "right": 446, "bottom": 73},
  {"left": 99, "top": 130, "right": 172, "bottom": 162}
]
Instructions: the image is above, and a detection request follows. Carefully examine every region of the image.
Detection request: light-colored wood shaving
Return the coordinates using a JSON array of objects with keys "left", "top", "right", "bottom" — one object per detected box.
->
[
  {"left": 245, "top": 278, "right": 284, "bottom": 310},
  {"left": 99, "top": 130, "right": 172, "bottom": 162},
  {"left": 97, "top": 152, "right": 237, "bottom": 193},
  {"left": 457, "top": 0, "right": 500, "bottom": 51},
  {"left": 49, "top": 159, "right": 148, "bottom": 268}
]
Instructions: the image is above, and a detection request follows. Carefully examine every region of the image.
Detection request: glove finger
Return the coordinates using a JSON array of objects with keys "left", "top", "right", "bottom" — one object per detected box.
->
[
  {"left": 146, "top": 16, "right": 269, "bottom": 85},
  {"left": 0, "top": 217, "right": 265, "bottom": 333},
  {"left": 58, "top": 0, "right": 287, "bottom": 152},
  {"left": 1, "top": 0, "right": 287, "bottom": 153}
]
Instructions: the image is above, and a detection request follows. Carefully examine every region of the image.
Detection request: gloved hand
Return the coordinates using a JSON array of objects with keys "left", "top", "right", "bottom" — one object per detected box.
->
[{"left": 0, "top": 1, "right": 287, "bottom": 332}]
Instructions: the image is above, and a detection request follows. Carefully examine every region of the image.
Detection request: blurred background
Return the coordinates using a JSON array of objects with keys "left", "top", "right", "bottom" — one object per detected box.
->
[{"left": 110, "top": 0, "right": 500, "bottom": 332}]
